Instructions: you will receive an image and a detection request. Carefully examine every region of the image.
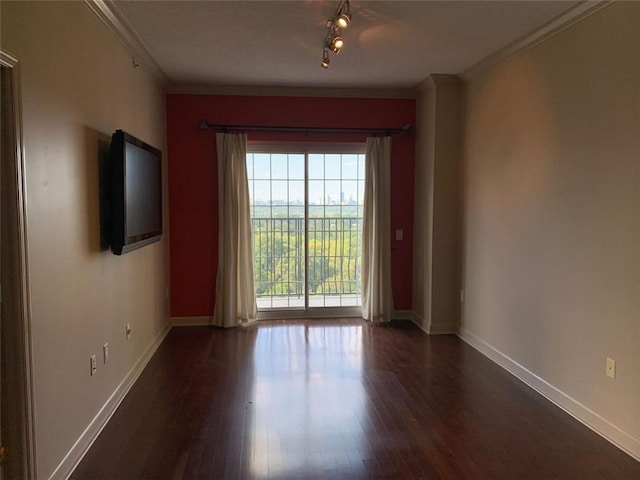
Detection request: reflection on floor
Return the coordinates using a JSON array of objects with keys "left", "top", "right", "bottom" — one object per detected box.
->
[{"left": 71, "top": 319, "right": 640, "bottom": 479}]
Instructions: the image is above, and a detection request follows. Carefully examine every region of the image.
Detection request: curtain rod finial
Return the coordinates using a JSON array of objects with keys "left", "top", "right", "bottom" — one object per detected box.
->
[{"left": 197, "top": 119, "right": 209, "bottom": 130}]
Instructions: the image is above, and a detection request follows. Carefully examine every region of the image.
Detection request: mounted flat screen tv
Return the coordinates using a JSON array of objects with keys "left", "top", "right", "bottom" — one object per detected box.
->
[{"left": 110, "top": 129, "right": 162, "bottom": 255}]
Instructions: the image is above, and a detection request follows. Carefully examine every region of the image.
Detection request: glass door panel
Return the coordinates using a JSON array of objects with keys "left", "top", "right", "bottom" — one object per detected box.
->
[{"left": 247, "top": 148, "right": 364, "bottom": 313}]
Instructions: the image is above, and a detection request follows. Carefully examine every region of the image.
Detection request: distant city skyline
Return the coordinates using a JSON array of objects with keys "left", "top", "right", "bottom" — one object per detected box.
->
[
  {"left": 251, "top": 194, "right": 359, "bottom": 206},
  {"left": 246, "top": 152, "right": 365, "bottom": 206}
]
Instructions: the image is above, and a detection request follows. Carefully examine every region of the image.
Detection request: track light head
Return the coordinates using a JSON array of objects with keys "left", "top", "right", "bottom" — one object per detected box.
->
[
  {"left": 336, "top": 13, "right": 351, "bottom": 29},
  {"left": 321, "top": 49, "right": 330, "bottom": 69},
  {"left": 330, "top": 35, "right": 344, "bottom": 53},
  {"left": 335, "top": 1, "right": 352, "bottom": 28}
]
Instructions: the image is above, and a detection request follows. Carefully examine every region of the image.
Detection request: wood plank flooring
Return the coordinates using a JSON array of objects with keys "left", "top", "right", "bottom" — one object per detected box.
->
[{"left": 71, "top": 319, "right": 639, "bottom": 479}]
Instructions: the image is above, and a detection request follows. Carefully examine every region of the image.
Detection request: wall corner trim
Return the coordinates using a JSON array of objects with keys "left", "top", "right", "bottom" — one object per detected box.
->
[
  {"left": 458, "top": 328, "right": 640, "bottom": 462},
  {"left": 427, "top": 323, "right": 460, "bottom": 335},
  {"left": 408, "top": 312, "right": 428, "bottom": 335},
  {"left": 49, "top": 321, "right": 172, "bottom": 480},
  {"left": 414, "top": 76, "right": 436, "bottom": 94},
  {"left": 462, "top": 0, "right": 612, "bottom": 80},
  {"left": 430, "top": 74, "right": 463, "bottom": 86},
  {"left": 84, "top": 0, "right": 169, "bottom": 85},
  {"left": 400, "top": 311, "right": 459, "bottom": 336}
]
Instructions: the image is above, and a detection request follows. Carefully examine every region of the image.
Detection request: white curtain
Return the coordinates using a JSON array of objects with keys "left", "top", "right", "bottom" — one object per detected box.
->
[
  {"left": 212, "top": 133, "right": 258, "bottom": 327},
  {"left": 361, "top": 136, "right": 394, "bottom": 323}
]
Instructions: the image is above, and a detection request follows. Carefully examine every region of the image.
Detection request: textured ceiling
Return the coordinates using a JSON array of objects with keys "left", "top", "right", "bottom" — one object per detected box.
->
[{"left": 112, "top": 0, "right": 579, "bottom": 90}]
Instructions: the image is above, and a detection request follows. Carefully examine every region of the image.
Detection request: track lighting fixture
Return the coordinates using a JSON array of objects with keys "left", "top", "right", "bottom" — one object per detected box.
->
[
  {"left": 321, "top": 0, "right": 352, "bottom": 69},
  {"left": 327, "top": 26, "right": 344, "bottom": 53}
]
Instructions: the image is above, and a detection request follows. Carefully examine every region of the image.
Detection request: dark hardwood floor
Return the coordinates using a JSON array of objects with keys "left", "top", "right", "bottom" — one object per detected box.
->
[{"left": 71, "top": 319, "right": 639, "bottom": 479}]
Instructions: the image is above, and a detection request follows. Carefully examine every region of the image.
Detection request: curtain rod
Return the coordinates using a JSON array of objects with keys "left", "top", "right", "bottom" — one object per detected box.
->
[{"left": 197, "top": 119, "right": 411, "bottom": 136}]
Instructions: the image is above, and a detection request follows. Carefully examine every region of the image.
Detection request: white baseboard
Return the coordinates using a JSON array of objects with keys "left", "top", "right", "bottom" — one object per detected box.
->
[
  {"left": 171, "top": 316, "right": 211, "bottom": 326},
  {"left": 405, "top": 311, "right": 429, "bottom": 334},
  {"left": 458, "top": 327, "right": 640, "bottom": 462},
  {"left": 52, "top": 321, "right": 172, "bottom": 480},
  {"left": 400, "top": 310, "right": 459, "bottom": 335},
  {"left": 391, "top": 310, "right": 414, "bottom": 321},
  {"left": 427, "top": 323, "right": 459, "bottom": 335},
  {"left": 176, "top": 314, "right": 400, "bottom": 326}
]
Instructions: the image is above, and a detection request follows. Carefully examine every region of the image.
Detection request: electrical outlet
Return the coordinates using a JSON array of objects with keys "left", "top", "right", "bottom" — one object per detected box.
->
[
  {"left": 395, "top": 229, "right": 403, "bottom": 241},
  {"left": 606, "top": 357, "right": 616, "bottom": 379},
  {"left": 460, "top": 290, "right": 465, "bottom": 303},
  {"left": 103, "top": 343, "right": 109, "bottom": 364},
  {"left": 90, "top": 355, "right": 97, "bottom": 376},
  {"left": 126, "top": 323, "right": 131, "bottom": 340}
]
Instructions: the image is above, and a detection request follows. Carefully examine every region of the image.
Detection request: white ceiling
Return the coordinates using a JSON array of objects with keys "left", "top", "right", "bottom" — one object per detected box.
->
[{"left": 111, "top": 0, "right": 580, "bottom": 91}]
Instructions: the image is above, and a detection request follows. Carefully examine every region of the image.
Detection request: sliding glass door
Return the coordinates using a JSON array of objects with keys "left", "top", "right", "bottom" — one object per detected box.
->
[
  {"left": 248, "top": 151, "right": 306, "bottom": 309},
  {"left": 246, "top": 145, "right": 365, "bottom": 315}
]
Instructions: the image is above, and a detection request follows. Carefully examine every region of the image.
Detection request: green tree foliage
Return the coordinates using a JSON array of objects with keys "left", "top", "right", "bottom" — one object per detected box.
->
[{"left": 252, "top": 215, "right": 362, "bottom": 298}]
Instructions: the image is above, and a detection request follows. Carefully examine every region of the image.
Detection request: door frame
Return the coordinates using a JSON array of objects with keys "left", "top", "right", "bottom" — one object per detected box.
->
[
  {"left": 1, "top": 50, "right": 37, "bottom": 480},
  {"left": 247, "top": 142, "right": 365, "bottom": 319}
]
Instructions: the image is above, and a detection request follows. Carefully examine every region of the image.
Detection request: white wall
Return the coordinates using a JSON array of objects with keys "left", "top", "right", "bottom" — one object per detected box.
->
[
  {"left": 412, "top": 79, "right": 436, "bottom": 328},
  {"left": 1, "top": 2, "right": 169, "bottom": 478},
  {"left": 461, "top": 1, "right": 639, "bottom": 458},
  {"left": 413, "top": 75, "right": 462, "bottom": 334}
]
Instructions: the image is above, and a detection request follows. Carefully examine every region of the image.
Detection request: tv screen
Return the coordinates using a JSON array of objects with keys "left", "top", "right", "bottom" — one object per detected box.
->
[{"left": 110, "top": 130, "right": 162, "bottom": 255}]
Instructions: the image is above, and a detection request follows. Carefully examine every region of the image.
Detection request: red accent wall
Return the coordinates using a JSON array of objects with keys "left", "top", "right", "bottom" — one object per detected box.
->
[{"left": 167, "top": 94, "right": 415, "bottom": 317}]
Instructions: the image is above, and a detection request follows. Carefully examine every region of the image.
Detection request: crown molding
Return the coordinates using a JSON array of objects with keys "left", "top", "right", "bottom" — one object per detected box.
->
[
  {"left": 462, "top": 0, "right": 612, "bottom": 81},
  {"left": 0, "top": 50, "right": 19, "bottom": 68},
  {"left": 83, "top": 1, "right": 609, "bottom": 96},
  {"left": 84, "top": 0, "right": 169, "bottom": 86},
  {"left": 167, "top": 83, "right": 416, "bottom": 99},
  {"left": 415, "top": 74, "right": 463, "bottom": 94}
]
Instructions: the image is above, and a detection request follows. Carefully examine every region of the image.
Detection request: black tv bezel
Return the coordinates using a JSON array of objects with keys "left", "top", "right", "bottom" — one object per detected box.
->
[{"left": 110, "top": 129, "right": 162, "bottom": 255}]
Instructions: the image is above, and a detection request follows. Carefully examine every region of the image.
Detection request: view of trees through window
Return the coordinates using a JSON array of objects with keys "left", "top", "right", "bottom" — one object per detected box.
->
[{"left": 247, "top": 149, "right": 365, "bottom": 309}]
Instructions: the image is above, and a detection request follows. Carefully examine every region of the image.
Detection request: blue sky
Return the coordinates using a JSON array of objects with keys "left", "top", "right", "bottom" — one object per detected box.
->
[{"left": 247, "top": 153, "right": 365, "bottom": 205}]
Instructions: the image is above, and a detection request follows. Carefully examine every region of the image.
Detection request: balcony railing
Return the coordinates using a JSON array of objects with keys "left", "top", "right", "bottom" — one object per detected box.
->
[{"left": 251, "top": 216, "right": 362, "bottom": 309}]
